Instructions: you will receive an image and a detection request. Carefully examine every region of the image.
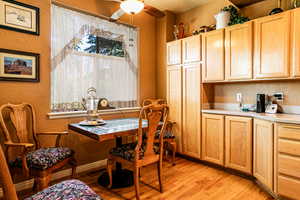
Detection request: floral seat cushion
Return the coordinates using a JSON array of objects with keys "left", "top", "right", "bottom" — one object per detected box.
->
[
  {"left": 25, "top": 179, "right": 102, "bottom": 200},
  {"left": 155, "top": 130, "right": 175, "bottom": 139},
  {"left": 26, "top": 147, "right": 74, "bottom": 170},
  {"left": 110, "top": 142, "right": 160, "bottom": 161}
]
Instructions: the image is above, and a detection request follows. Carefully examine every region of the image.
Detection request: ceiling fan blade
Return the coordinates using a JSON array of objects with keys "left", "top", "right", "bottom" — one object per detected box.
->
[
  {"left": 110, "top": 8, "right": 126, "bottom": 21},
  {"left": 144, "top": 4, "right": 165, "bottom": 18}
]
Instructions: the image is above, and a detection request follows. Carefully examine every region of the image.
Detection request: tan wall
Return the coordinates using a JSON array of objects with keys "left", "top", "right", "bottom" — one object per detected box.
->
[
  {"left": 156, "top": 12, "right": 176, "bottom": 99},
  {"left": 0, "top": 0, "right": 157, "bottom": 168},
  {"left": 214, "top": 81, "right": 300, "bottom": 106}
]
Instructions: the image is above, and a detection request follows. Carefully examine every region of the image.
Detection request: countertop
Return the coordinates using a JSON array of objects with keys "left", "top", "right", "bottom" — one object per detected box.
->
[{"left": 202, "top": 109, "right": 300, "bottom": 125}]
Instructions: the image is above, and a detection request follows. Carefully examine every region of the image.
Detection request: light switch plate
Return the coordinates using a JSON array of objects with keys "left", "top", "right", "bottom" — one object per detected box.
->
[{"left": 273, "top": 92, "right": 284, "bottom": 102}]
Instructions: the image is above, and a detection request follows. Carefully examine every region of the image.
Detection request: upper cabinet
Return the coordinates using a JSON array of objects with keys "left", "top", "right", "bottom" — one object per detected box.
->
[
  {"left": 291, "top": 8, "right": 300, "bottom": 77},
  {"left": 182, "top": 35, "right": 201, "bottom": 64},
  {"left": 254, "top": 12, "right": 291, "bottom": 79},
  {"left": 202, "top": 29, "right": 225, "bottom": 82},
  {"left": 167, "top": 40, "right": 182, "bottom": 66},
  {"left": 225, "top": 22, "right": 253, "bottom": 80}
]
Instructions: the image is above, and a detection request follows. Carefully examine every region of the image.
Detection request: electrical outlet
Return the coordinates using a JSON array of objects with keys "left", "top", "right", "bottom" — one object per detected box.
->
[
  {"left": 236, "top": 93, "right": 242, "bottom": 103},
  {"left": 273, "top": 92, "right": 284, "bottom": 102}
]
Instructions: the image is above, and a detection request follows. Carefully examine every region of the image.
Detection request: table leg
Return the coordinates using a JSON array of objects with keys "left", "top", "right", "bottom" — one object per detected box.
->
[{"left": 98, "top": 136, "right": 134, "bottom": 188}]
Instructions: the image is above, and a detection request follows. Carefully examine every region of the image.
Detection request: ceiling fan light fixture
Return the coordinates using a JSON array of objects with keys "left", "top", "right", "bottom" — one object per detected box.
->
[{"left": 120, "top": 0, "right": 144, "bottom": 15}]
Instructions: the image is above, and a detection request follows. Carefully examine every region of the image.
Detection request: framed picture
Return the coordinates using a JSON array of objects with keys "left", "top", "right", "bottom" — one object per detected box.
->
[
  {"left": 0, "top": 48, "right": 40, "bottom": 82},
  {"left": 0, "top": 0, "right": 40, "bottom": 35}
]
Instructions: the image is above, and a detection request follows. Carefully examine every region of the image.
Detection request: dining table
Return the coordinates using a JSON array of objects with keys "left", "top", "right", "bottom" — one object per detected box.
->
[{"left": 68, "top": 118, "right": 149, "bottom": 189}]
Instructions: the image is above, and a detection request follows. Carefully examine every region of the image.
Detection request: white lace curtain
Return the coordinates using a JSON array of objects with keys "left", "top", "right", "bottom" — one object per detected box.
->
[{"left": 51, "top": 5, "right": 138, "bottom": 112}]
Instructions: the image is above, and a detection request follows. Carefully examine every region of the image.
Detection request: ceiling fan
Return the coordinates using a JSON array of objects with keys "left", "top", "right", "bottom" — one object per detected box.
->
[{"left": 105, "top": 0, "right": 165, "bottom": 21}]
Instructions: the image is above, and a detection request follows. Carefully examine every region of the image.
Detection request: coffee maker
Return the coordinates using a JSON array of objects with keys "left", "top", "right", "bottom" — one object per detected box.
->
[{"left": 256, "top": 94, "right": 266, "bottom": 113}]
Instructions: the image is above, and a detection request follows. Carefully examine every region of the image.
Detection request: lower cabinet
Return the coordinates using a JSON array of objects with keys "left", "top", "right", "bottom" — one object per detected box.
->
[
  {"left": 182, "top": 64, "right": 201, "bottom": 158},
  {"left": 167, "top": 65, "right": 183, "bottom": 152},
  {"left": 275, "top": 123, "right": 300, "bottom": 200},
  {"left": 202, "top": 114, "right": 225, "bottom": 165},
  {"left": 253, "top": 119, "right": 274, "bottom": 191},
  {"left": 225, "top": 116, "right": 253, "bottom": 174}
]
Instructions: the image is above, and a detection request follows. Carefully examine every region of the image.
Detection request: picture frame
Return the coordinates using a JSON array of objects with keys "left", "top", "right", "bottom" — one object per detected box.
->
[
  {"left": 0, "top": 0, "right": 40, "bottom": 35},
  {"left": 0, "top": 48, "right": 40, "bottom": 82}
]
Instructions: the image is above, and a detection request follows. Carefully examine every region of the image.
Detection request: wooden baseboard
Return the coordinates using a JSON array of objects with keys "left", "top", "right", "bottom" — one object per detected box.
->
[{"left": 0, "top": 159, "right": 107, "bottom": 197}]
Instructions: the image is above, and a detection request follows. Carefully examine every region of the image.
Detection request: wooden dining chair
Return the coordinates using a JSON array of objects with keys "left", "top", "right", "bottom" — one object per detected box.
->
[
  {"left": 0, "top": 144, "right": 102, "bottom": 200},
  {"left": 143, "top": 99, "right": 177, "bottom": 165},
  {"left": 0, "top": 103, "right": 77, "bottom": 191},
  {"left": 107, "top": 104, "right": 169, "bottom": 200}
]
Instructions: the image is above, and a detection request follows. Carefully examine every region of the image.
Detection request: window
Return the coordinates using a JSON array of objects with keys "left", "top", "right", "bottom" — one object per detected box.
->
[
  {"left": 51, "top": 5, "right": 138, "bottom": 112},
  {"left": 74, "top": 34, "right": 125, "bottom": 57}
]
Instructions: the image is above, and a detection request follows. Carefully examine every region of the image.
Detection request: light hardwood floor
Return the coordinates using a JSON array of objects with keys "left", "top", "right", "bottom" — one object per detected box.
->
[{"left": 20, "top": 157, "right": 273, "bottom": 200}]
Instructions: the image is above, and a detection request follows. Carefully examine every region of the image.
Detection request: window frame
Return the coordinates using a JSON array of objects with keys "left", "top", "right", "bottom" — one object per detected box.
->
[{"left": 49, "top": 3, "right": 141, "bottom": 117}]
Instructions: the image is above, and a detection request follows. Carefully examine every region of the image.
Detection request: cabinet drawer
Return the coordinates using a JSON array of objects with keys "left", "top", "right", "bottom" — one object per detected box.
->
[
  {"left": 278, "top": 139, "right": 300, "bottom": 156},
  {"left": 277, "top": 124, "right": 300, "bottom": 140},
  {"left": 278, "top": 175, "right": 300, "bottom": 200},
  {"left": 278, "top": 154, "right": 300, "bottom": 178}
]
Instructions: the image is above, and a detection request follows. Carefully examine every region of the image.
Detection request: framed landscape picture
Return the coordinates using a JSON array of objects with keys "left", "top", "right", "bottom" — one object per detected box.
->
[
  {"left": 0, "top": 0, "right": 40, "bottom": 35},
  {"left": 0, "top": 49, "right": 40, "bottom": 82}
]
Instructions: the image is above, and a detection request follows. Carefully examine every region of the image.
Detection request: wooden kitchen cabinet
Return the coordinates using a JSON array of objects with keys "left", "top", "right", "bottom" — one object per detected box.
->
[
  {"left": 291, "top": 8, "right": 300, "bottom": 77},
  {"left": 225, "top": 116, "right": 252, "bottom": 174},
  {"left": 182, "top": 63, "right": 201, "bottom": 158},
  {"left": 167, "top": 40, "right": 182, "bottom": 65},
  {"left": 182, "top": 35, "right": 201, "bottom": 64},
  {"left": 254, "top": 12, "right": 290, "bottom": 79},
  {"left": 253, "top": 119, "right": 274, "bottom": 191},
  {"left": 202, "top": 29, "right": 225, "bottom": 82},
  {"left": 167, "top": 65, "right": 182, "bottom": 152},
  {"left": 275, "top": 123, "right": 300, "bottom": 199},
  {"left": 225, "top": 22, "right": 253, "bottom": 80},
  {"left": 202, "top": 114, "right": 225, "bottom": 165}
]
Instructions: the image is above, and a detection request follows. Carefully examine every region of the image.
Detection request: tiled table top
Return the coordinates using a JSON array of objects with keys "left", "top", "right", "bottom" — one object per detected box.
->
[{"left": 69, "top": 118, "right": 148, "bottom": 142}]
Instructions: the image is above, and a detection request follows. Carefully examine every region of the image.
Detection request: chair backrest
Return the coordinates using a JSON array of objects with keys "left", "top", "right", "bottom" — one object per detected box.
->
[
  {"left": 0, "top": 145, "right": 19, "bottom": 200},
  {"left": 142, "top": 99, "right": 166, "bottom": 107},
  {"left": 136, "top": 104, "right": 169, "bottom": 160},
  {"left": 0, "top": 103, "right": 39, "bottom": 150}
]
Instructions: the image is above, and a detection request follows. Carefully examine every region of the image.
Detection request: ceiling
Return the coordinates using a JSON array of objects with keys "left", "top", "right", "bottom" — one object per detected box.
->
[{"left": 144, "top": 0, "right": 212, "bottom": 13}]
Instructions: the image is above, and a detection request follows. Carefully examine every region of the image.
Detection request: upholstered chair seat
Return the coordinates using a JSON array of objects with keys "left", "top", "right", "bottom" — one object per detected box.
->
[
  {"left": 155, "top": 130, "right": 175, "bottom": 139},
  {"left": 109, "top": 142, "right": 159, "bottom": 162},
  {"left": 26, "top": 147, "right": 74, "bottom": 170},
  {"left": 25, "top": 179, "right": 102, "bottom": 200}
]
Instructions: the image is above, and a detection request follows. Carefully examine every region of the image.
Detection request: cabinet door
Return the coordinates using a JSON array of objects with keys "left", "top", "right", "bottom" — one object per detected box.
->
[
  {"left": 202, "top": 29, "right": 225, "bottom": 82},
  {"left": 225, "top": 116, "right": 252, "bottom": 174},
  {"left": 225, "top": 22, "right": 253, "bottom": 80},
  {"left": 167, "top": 40, "right": 182, "bottom": 65},
  {"left": 182, "top": 64, "right": 201, "bottom": 158},
  {"left": 202, "top": 114, "right": 225, "bottom": 165},
  {"left": 291, "top": 8, "right": 300, "bottom": 77},
  {"left": 182, "top": 35, "right": 201, "bottom": 64},
  {"left": 253, "top": 119, "right": 274, "bottom": 190},
  {"left": 254, "top": 12, "right": 290, "bottom": 79},
  {"left": 167, "top": 65, "right": 182, "bottom": 152}
]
